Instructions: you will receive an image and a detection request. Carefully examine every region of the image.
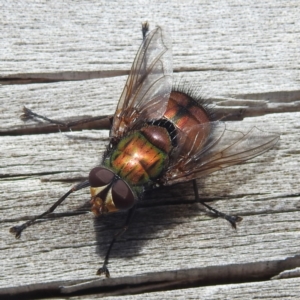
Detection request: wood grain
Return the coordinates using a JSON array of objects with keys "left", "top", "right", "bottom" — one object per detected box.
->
[{"left": 1, "top": 1, "right": 300, "bottom": 299}]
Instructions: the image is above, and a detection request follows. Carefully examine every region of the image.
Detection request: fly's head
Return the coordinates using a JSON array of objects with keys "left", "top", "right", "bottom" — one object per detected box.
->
[{"left": 89, "top": 167, "right": 136, "bottom": 215}]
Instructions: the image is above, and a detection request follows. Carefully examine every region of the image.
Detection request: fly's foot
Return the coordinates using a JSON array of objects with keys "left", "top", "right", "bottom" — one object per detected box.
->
[
  {"left": 225, "top": 215, "right": 243, "bottom": 229},
  {"left": 21, "top": 106, "right": 33, "bottom": 121},
  {"left": 9, "top": 225, "right": 24, "bottom": 239},
  {"left": 97, "top": 265, "right": 110, "bottom": 278}
]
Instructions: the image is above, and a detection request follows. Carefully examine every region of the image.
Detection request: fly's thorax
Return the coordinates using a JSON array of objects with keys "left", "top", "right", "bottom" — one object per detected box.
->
[
  {"left": 140, "top": 125, "right": 172, "bottom": 153},
  {"left": 108, "top": 129, "right": 171, "bottom": 186},
  {"left": 89, "top": 166, "right": 137, "bottom": 215}
]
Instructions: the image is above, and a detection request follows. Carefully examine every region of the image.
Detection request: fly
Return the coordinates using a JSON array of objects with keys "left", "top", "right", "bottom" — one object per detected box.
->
[{"left": 10, "top": 22, "right": 279, "bottom": 277}]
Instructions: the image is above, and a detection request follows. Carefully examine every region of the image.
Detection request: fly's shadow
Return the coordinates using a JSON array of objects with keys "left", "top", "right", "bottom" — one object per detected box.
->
[
  {"left": 93, "top": 182, "right": 202, "bottom": 262},
  {"left": 91, "top": 144, "right": 279, "bottom": 264}
]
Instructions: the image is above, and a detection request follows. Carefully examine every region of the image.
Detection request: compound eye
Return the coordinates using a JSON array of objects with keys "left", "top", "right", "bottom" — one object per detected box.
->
[
  {"left": 89, "top": 167, "right": 115, "bottom": 187},
  {"left": 111, "top": 179, "right": 135, "bottom": 210}
]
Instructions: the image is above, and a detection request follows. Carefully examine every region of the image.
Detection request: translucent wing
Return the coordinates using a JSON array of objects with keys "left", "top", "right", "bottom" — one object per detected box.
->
[
  {"left": 163, "top": 122, "right": 280, "bottom": 185},
  {"left": 111, "top": 26, "right": 172, "bottom": 138}
]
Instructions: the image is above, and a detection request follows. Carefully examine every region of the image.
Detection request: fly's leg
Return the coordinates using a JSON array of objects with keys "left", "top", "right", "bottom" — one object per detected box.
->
[
  {"left": 97, "top": 205, "right": 136, "bottom": 278},
  {"left": 20, "top": 22, "right": 150, "bottom": 130},
  {"left": 10, "top": 180, "right": 90, "bottom": 238},
  {"left": 97, "top": 23, "right": 148, "bottom": 277},
  {"left": 22, "top": 106, "right": 110, "bottom": 129},
  {"left": 22, "top": 106, "right": 68, "bottom": 126},
  {"left": 141, "top": 21, "right": 150, "bottom": 73},
  {"left": 192, "top": 180, "right": 242, "bottom": 229},
  {"left": 142, "top": 21, "right": 149, "bottom": 40}
]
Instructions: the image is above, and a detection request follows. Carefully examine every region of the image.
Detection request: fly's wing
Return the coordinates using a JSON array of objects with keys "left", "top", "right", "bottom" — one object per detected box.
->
[
  {"left": 110, "top": 26, "right": 172, "bottom": 138},
  {"left": 164, "top": 122, "right": 280, "bottom": 185}
]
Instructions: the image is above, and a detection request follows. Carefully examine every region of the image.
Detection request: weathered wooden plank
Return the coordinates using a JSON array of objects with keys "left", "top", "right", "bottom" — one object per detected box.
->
[
  {"left": 1, "top": 0, "right": 300, "bottom": 299},
  {"left": 65, "top": 277, "right": 300, "bottom": 300},
  {"left": 1, "top": 260, "right": 300, "bottom": 299},
  {"left": 1, "top": 0, "right": 300, "bottom": 99},
  {"left": 1, "top": 99, "right": 299, "bottom": 295}
]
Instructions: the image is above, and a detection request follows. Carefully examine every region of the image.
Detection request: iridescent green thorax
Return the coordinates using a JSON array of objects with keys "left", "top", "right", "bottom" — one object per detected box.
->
[{"left": 106, "top": 130, "right": 170, "bottom": 188}]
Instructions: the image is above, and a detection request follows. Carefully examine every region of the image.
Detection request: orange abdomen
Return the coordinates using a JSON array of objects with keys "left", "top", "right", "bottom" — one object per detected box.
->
[{"left": 164, "top": 91, "right": 211, "bottom": 155}]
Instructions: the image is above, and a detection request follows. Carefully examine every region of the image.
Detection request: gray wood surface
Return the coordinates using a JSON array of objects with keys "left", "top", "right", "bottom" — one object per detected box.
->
[{"left": 1, "top": 1, "right": 300, "bottom": 299}]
